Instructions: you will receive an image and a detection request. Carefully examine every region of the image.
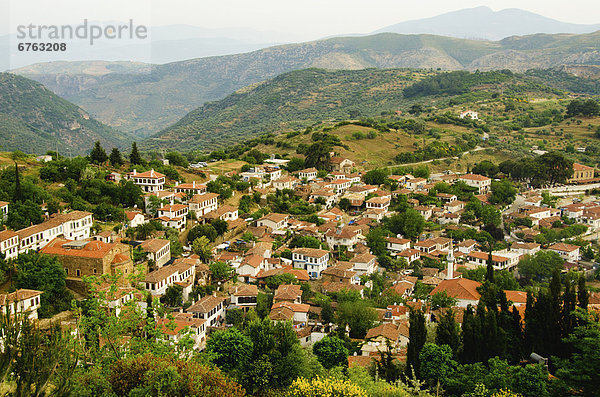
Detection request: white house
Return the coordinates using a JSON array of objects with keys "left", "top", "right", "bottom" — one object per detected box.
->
[
  {"left": 157, "top": 204, "right": 188, "bottom": 231},
  {"left": 366, "top": 196, "right": 390, "bottom": 212},
  {"left": 141, "top": 239, "right": 171, "bottom": 268},
  {"left": 386, "top": 237, "right": 411, "bottom": 253},
  {"left": 125, "top": 211, "right": 147, "bottom": 228},
  {"left": 273, "top": 176, "right": 300, "bottom": 190},
  {"left": 548, "top": 243, "right": 581, "bottom": 262},
  {"left": 325, "top": 226, "right": 362, "bottom": 251},
  {"left": 256, "top": 213, "right": 289, "bottom": 231},
  {"left": 17, "top": 211, "right": 93, "bottom": 253},
  {"left": 269, "top": 302, "right": 309, "bottom": 323},
  {"left": 0, "top": 201, "right": 8, "bottom": 221},
  {"left": 459, "top": 174, "right": 491, "bottom": 194},
  {"left": 0, "top": 229, "right": 19, "bottom": 260},
  {"left": 188, "top": 193, "right": 219, "bottom": 218},
  {"left": 467, "top": 250, "right": 521, "bottom": 270},
  {"left": 292, "top": 248, "right": 330, "bottom": 279},
  {"left": 144, "top": 266, "right": 181, "bottom": 296},
  {"left": 510, "top": 242, "right": 541, "bottom": 256},
  {"left": 174, "top": 181, "right": 207, "bottom": 196},
  {"left": 350, "top": 253, "right": 377, "bottom": 276},
  {"left": 398, "top": 249, "right": 421, "bottom": 264},
  {"left": 157, "top": 313, "right": 207, "bottom": 350},
  {"left": 229, "top": 284, "right": 258, "bottom": 311},
  {"left": 126, "top": 169, "right": 166, "bottom": 193},
  {"left": 187, "top": 295, "right": 225, "bottom": 327},
  {"left": 0, "top": 289, "right": 43, "bottom": 320},
  {"left": 298, "top": 168, "right": 318, "bottom": 181}
]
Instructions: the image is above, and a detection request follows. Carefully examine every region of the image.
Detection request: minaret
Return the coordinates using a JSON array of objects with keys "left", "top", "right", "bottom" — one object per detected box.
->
[{"left": 446, "top": 240, "right": 455, "bottom": 280}]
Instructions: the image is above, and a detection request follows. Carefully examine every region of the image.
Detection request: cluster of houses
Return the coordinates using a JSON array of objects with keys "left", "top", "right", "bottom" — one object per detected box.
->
[{"left": 2, "top": 156, "right": 599, "bottom": 358}]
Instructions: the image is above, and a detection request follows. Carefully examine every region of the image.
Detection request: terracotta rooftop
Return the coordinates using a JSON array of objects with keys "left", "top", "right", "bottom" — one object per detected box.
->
[{"left": 430, "top": 278, "right": 482, "bottom": 301}]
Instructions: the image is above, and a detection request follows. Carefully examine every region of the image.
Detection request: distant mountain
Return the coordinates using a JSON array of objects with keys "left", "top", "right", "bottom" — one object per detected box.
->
[
  {"left": 146, "top": 67, "right": 586, "bottom": 152},
  {"left": 14, "top": 30, "right": 600, "bottom": 137},
  {"left": 374, "top": 6, "right": 600, "bottom": 41},
  {"left": 0, "top": 73, "right": 131, "bottom": 155},
  {"left": 0, "top": 24, "right": 298, "bottom": 71}
]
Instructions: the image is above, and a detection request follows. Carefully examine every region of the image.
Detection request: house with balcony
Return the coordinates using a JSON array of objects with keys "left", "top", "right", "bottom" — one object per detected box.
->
[
  {"left": 187, "top": 295, "right": 225, "bottom": 327},
  {"left": 188, "top": 193, "right": 219, "bottom": 218},
  {"left": 157, "top": 204, "right": 188, "bottom": 231},
  {"left": 17, "top": 211, "right": 93, "bottom": 253},
  {"left": 173, "top": 181, "right": 207, "bottom": 196},
  {"left": 229, "top": 284, "right": 258, "bottom": 311},
  {"left": 126, "top": 169, "right": 165, "bottom": 192},
  {"left": 140, "top": 238, "right": 171, "bottom": 267}
]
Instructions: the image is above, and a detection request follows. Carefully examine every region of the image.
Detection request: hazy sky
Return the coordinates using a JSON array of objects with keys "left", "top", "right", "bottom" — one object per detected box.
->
[{"left": 2, "top": 0, "right": 600, "bottom": 39}]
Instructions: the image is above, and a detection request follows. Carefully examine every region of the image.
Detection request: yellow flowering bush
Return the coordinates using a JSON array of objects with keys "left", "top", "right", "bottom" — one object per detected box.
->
[
  {"left": 491, "top": 390, "right": 523, "bottom": 397},
  {"left": 286, "top": 376, "right": 368, "bottom": 397}
]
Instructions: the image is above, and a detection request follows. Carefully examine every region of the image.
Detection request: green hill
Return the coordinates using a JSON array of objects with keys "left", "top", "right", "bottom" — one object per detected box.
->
[
  {"left": 147, "top": 67, "right": 587, "bottom": 152},
  {"left": 15, "top": 31, "right": 600, "bottom": 137},
  {"left": 0, "top": 73, "right": 131, "bottom": 155}
]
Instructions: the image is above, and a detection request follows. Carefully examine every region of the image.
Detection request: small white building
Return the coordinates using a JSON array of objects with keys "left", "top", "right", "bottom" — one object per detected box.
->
[
  {"left": 292, "top": 248, "right": 330, "bottom": 279},
  {"left": 157, "top": 204, "right": 188, "bottom": 231},
  {"left": 298, "top": 168, "right": 318, "bottom": 181},
  {"left": 187, "top": 295, "right": 225, "bottom": 327},
  {"left": 386, "top": 237, "right": 411, "bottom": 253},
  {"left": 141, "top": 239, "right": 171, "bottom": 268},
  {"left": 125, "top": 211, "right": 147, "bottom": 228},
  {"left": 459, "top": 110, "right": 479, "bottom": 120},
  {"left": 350, "top": 253, "right": 377, "bottom": 276},
  {"left": 0, "top": 289, "right": 43, "bottom": 320},
  {"left": 188, "top": 193, "right": 219, "bottom": 218},
  {"left": 459, "top": 174, "right": 491, "bottom": 194},
  {"left": 0, "top": 201, "right": 8, "bottom": 221},
  {"left": 0, "top": 229, "right": 19, "bottom": 260},
  {"left": 548, "top": 243, "right": 581, "bottom": 262},
  {"left": 256, "top": 213, "right": 289, "bottom": 231}
]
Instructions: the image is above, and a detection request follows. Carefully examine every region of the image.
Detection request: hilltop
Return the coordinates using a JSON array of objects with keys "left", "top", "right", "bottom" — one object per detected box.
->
[
  {"left": 0, "top": 73, "right": 131, "bottom": 155},
  {"left": 375, "top": 6, "right": 600, "bottom": 40},
  {"left": 146, "top": 67, "right": 598, "bottom": 152},
  {"left": 15, "top": 30, "right": 600, "bottom": 137}
]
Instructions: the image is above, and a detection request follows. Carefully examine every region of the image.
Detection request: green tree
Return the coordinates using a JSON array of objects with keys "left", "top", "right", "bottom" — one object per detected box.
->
[
  {"left": 192, "top": 236, "right": 212, "bottom": 262},
  {"left": 430, "top": 291, "right": 458, "bottom": 310},
  {"left": 89, "top": 141, "right": 108, "bottom": 164},
  {"left": 363, "top": 168, "right": 389, "bottom": 185},
  {"left": 212, "top": 218, "right": 229, "bottom": 236},
  {"left": 207, "top": 327, "right": 253, "bottom": 373},
  {"left": 304, "top": 142, "right": 331, "bottom": 170},
  {"left": 406, "top": 309, "right": 427, "bottom": 378},
  {"left": 384, "top": 209, "right": 425, "bottom": 239},
  {"left": 554, "top": 309, "right": 600, "bottom": 396},
  {"left": 129, "top": 142, "right": 144, "bottom": 165},
  {"left": 419, "top": 343, "right": 457, "bottom": 388},
  {"left": 517, "top": 251, "right": 564, "bottom": 282},
  {"left": 209, "top": 261, "right": 235, "bottom": 283},
  {"left": 312, "top": 335, "right": 349, "bottom": 369},
  {"left": 109, "top": 147, "right": 124, "bottom": 167},
  {"left": 489, "top": 179, "right": 517, "bottom": 205},
  {"left": 15, "top": 253, "right": 73, "bottom": 318},
  {"left": 161, "top": 284, "right": 183, "bottom": 307},
  {"left": 435, "top": 309, "right": 460, "bottom": 356},
  {"left": 336, "top": 301, "right": 378, "bottom": 339}
]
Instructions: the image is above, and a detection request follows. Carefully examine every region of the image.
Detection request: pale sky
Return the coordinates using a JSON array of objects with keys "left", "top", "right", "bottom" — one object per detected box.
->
[{"left": 2, "top": 0, "right": 599, "bottom": 39}]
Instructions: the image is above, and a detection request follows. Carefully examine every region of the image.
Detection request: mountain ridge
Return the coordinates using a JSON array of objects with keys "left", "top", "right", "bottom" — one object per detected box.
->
[{"left": 14, "top": 30, "right": 600, "bottom": 137}]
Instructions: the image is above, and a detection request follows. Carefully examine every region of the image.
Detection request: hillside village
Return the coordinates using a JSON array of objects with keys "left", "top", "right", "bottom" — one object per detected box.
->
[{"left": 2, "top": 132, "right": 600, "bottom": 395}]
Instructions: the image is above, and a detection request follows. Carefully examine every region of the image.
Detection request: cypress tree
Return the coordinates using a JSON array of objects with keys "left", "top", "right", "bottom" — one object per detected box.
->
[
  {"left": 577, "top": 275, "right": 589, "bottom": 310},
  {"left": 435, "top": 309, "right": 460, "bottom": 357},
  {"left": 485, "top": 247, "right": 495, "bottom": 283},
  {"left": 461, "top": 305, "right": 482, "bottom": 363},
  {"left": 109, "top": 147, "right": 124, "bottom": 167},
  {"left": 129, "top": 142, "right": 143, "bottom": 165},
  {"left": 508, "top": 306, "right": 524, "bottom": 364},
  {"left": 406, "top": 309, "right": 427, "bottom": 379},
  {"left": 90, "top": 141, "right": 108, "bottom": 164},
  {"left": 13, "top": 162, "right": 22, "bottom": 202}
]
